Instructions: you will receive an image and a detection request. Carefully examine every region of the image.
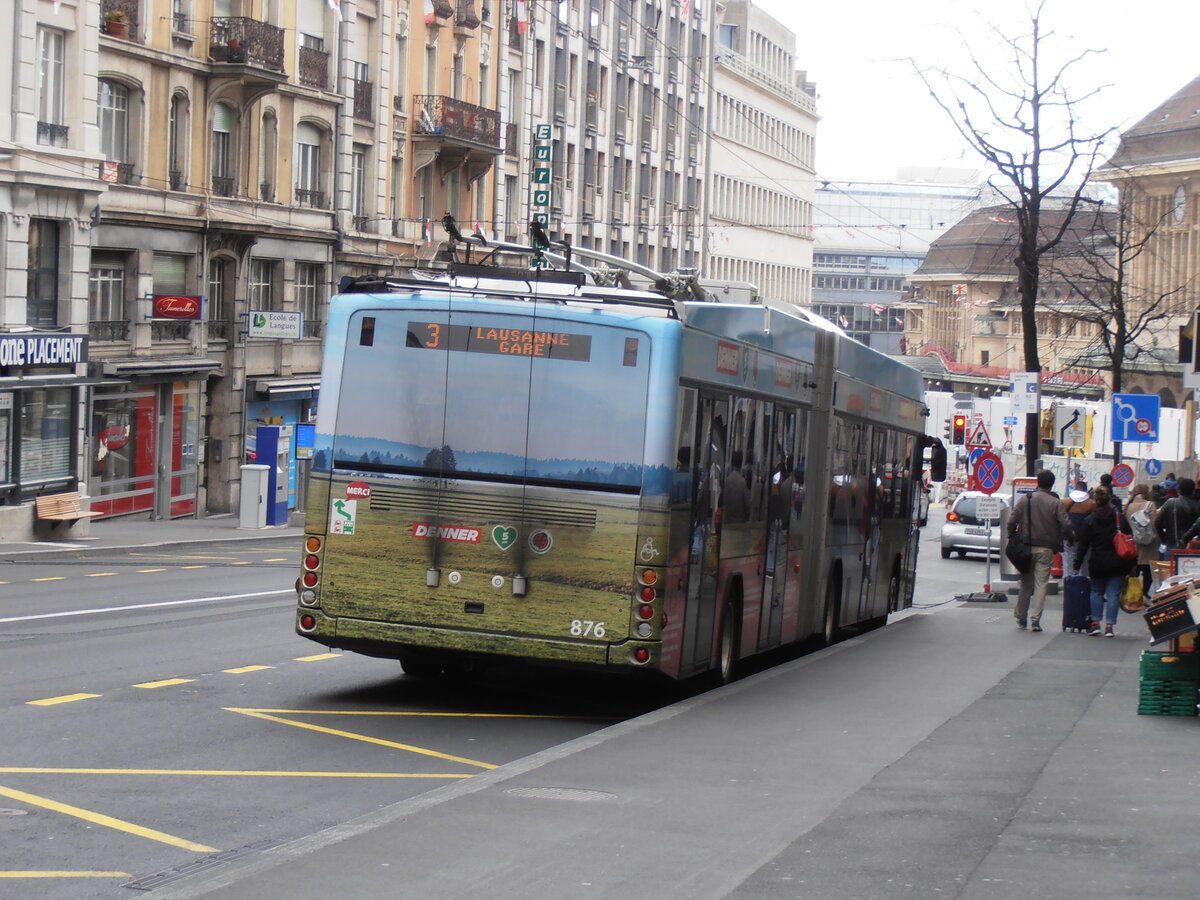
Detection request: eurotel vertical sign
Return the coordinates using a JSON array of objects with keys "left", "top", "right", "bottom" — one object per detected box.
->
[{"left": 531, "top": 123, "right": 552, "bottom": 267}]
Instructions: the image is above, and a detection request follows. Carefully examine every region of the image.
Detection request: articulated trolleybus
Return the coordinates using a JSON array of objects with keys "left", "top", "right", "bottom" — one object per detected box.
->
[{"left": 296, "top": 241, "right": 940, "bottom": 683}]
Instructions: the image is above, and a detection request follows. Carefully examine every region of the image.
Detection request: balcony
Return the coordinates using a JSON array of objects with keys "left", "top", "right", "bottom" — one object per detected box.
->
[
  {"left": 89, "top": 320, "right": 130, "bottom": 342},
  {"left": 152, "top": 321, "right": 193, "bottom": 341},
  {"left": 353, "top": 79, "right": 374, "bottom": 122},
  {"left": 413, "top": 95, "right": 501, "bottom": 152},
  {"left": 101, "top": 0, "right": 141, "bottom": 41},
  {"left": 37, "top": 121, "right": 68, "bottom": 148},
  {"left": 207, "top": 320, "right": 231, "bottom": 342},
  {"left": 211, "top": 175, "right": 237, "bottom": 197},
  {"left": 455, "top": 0, "right": 481, "bottom": 29},
  {"left": 210, "top": 17, "right": 286, "bottom": 76},
  {"left": 169, "top": 169, "right": 186, "bottom": 191},
  {"left": 99, "top": 161, "right": 139, "bottom": 185},
  {"left": 295, "top": 188, "right": 327, "bottom": 209},
  {"left": 298, "top": 45, "right": 329, "bottom": 89}
]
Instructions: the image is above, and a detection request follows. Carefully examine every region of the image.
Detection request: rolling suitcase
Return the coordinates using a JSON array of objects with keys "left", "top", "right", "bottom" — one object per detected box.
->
[{"left": 1062, "top": 574, "right": 1092, "bottom": 632}]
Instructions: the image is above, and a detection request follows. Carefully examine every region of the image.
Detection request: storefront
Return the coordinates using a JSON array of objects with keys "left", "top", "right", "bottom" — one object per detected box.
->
[
  {"left": 91, "top": 359, "right": 220, "bottom": 519},
  {"left": 0, "top": 334, "right": 96, "bottom": 509}
]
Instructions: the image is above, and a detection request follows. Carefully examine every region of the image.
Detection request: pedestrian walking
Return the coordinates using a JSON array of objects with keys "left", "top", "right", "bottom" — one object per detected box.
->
[
  {"left": 1125, "top": 483, "right": 1158, "bottom": 600},
  {"left": 1072, "top": 486, "right": 1134, "bottom": 637},
  {"left": 1007, "top": 470, "right": 1074, "bottom": 632},
  {"left": 1061, "top": 486, "right": 1094, "bottom": 577},
  {"left": 1155, "top": 477, "right": 1198, "bottom": 558}
]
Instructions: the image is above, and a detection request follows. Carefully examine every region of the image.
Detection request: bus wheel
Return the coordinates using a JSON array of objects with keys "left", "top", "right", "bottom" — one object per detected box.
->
[
  {"left": 398, "top": 652, "right": 444, "bottom": 678},
  {"left": 823, "top": 576, "right": 841, "bottom": 645},
  {"left": 716, "top": 597, "right": 740, "bottom": 685}
]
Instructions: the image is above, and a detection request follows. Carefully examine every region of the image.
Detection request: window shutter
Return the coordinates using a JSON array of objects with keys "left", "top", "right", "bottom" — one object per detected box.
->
[{"left": 153, "top": 253, "right": 188, "bottom": 294}]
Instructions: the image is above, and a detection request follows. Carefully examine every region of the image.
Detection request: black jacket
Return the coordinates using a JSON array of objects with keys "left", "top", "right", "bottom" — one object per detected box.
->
[{"left": 1074, "top": 504, "right": 1133, "bottom": 578}]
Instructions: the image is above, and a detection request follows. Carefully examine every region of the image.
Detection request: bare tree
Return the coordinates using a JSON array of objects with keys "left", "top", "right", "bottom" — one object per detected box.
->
[
  {"left": 911, "top": 1, "right": 1115, "bottom": 474},
  {"left": 1045, "top": 196, "right": 1180, "bottom": 461}
]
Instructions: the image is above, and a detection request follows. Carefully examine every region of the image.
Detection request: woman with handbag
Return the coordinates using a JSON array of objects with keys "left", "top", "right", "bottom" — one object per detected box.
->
[
  {"left": 1071, "top": 486, "right": 1135, "bottom": 637},
  {"left": 1125, "top": 483, "right": 1158, "bottom": 601}
]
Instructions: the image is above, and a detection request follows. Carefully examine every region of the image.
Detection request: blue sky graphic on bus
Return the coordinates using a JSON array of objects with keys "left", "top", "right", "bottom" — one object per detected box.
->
[{"left": 310, "top": 296, "right": 679, "bottom": 495}]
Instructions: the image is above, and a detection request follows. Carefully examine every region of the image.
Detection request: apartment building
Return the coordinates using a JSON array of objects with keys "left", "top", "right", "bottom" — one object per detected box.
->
[{"left": 705, "top": 0, "right": 815, "bottom": 307}]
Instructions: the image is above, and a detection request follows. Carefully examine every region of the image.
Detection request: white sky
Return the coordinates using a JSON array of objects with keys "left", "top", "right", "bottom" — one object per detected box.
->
[{"left": 750, "top": 0, "right": 1200, "bottom": 181}]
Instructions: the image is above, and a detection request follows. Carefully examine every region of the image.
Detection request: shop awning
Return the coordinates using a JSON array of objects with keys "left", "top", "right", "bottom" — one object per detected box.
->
[
  {"left": 0, "top": 374, "right": 121, "bottom": 391},
  {"left": 100, "top": 358, "right": 223, "bottom": 379},
  {"left": 252, "top": 376, "right": 321, "bottom": 398}
]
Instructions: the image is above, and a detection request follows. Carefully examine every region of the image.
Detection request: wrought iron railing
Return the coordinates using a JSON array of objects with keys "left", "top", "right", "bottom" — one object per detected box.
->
[
  {"left": 433, "top": 0, "right": 454, "bottom": 18},
  {"left": 393, "top": 94, "right": 405, "bottom": 113},
  {"left": 172, "top": 11, "right": 193, "bottom": 33},
  {"left": 508, "top": 14, "right": 523, "bottom": 49},
  {"left": 295, "top": 188, "right": 326, "bottom": 209},
  {"left": 89, "top": 320, "right": 130, "bottom": 342},
  {"left": 152, "top": 321, "right": 192, "bottom": 341},
  {"left": 169, "top": 169, "right": 186, "bottom": 191},
  {"left": 211, "top": 175, "right": 237, "bottom": 197},
  {"left": 505, "top": 122, "right": 519, "bottom": 159},
  {"left": 207, "top": 320, "right": 231, "bottom": 341},
  {"left": 260, "top": 182, "right": 275, "bottom": 202},
  {"left": 455, "top": 0, "right": 481, "bottom": 28},
  {"left": 298, "top": 46, "right": 328, "bottom": 89},
  {"left": 353, "top": 79, "right": 373, "bottom": 121},
  {"left": 101, "top": 0, "right": 140, "bottom": 39},
  {"left": 412, "top": 95, "right": 500, "bottom": 150},
  {"left": 210, "top": 17, "right": 285, "bottom": 73},
  {"left": 352, "top": 215, "right": 370, "bottom": 231},
  {"left": 303, "top": 319, "right": 323, "bottom": 339},
  {"left": 37, "top": 121, "right": 69, "bottom": 147}
]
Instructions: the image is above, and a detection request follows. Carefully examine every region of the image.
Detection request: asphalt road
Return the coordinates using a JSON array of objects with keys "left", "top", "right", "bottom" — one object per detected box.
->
[{"left": 0, "top": 541, "right": 654, "bottom": 900}]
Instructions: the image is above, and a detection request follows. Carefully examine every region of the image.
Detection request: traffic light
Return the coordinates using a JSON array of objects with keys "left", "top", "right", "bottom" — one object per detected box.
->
[
  {"left": 943, "top": 418, "right": 953, "bottom": 442},
  {"left": 952, "top": 414, "right": 967, "bottom": 445}
]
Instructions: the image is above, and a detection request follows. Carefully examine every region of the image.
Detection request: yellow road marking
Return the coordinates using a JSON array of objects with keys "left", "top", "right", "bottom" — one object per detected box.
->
[
  {"left": 231, "top": 561, "right": 252, "bottom": 566},
  {"left": 223, "top": 665, "right": 272, "bottom": 674},
  {"left": 27, "top": 693, "right": 99, "bottom": 707},
  {"left": 0, "top": 784, "right": 218, "bottom": 853},
  {"left": 264, "top": 557, "right": 288, "bottom": 562},
  {"left": 181, "top": 565, "right": 208, "bottom": 570},
  {"left": 240, "top": 708, "right": 575, "bottom": 719},
  {"left": 0, "top": 767, "right": 470, "bottom": 779},
  {"left": 136, "top": 568, "right": 167, "bottom": 574},
  {"left": 227, "top": 709, "right": 498, "bottom": 769},
  {"left": 32, "top": 577, "right": 66, "bottom": 582},
  {"left": 0, "top": 871, "right": 131, "bottom": 879},
  {"left": 294, "top": 653, "right": 340, "bottom": 661},
  {"left": 85, "top": 572, "right": 118, "bottom": 578},
  {"left": 133, "top": 678, "right": 194, "bottom": 689}
]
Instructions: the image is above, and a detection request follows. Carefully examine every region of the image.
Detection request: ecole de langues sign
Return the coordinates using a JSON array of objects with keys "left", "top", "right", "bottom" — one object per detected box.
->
[{"left": 0, "top": 334, "right": 88, "bottom": 368}]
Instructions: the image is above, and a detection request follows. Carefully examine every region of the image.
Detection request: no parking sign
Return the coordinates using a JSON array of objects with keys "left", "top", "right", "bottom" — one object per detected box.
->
[{"left": 974, "top": 451, "right": 1004, "bottom": 495}]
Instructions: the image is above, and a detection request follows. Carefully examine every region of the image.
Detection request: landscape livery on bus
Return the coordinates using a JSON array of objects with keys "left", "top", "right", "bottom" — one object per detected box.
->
[{"left": 295, "top": 239, "right": 944, "bottom": 682}]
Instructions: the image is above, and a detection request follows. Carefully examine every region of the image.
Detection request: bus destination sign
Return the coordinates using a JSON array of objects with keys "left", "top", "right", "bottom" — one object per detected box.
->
[{"left": 409, "top": 323, "right": 591, "bottom": 361}]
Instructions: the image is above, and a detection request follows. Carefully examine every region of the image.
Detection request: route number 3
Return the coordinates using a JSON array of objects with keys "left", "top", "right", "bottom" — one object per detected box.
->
[{"left": 570, "top": 619, "right": 605, "bottom": 638}]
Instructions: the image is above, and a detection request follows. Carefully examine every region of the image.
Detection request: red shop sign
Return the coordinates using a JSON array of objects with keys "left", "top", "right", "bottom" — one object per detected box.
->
[{"left": 152, "top": 294, "right": 203, "bottom": 320}]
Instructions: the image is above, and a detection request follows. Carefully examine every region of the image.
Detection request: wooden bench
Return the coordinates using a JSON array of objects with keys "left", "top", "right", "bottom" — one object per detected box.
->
[{"left": 34, "top": 491, "right": 102, "bottom": 525}]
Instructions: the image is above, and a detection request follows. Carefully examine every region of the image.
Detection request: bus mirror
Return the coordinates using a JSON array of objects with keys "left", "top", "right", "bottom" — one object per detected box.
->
[{"left": 928, "top": 440, "right": 947, "bottom": 482}]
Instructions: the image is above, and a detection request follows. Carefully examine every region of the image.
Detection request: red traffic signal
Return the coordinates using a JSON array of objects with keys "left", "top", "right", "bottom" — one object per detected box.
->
[{"left": 952, "top": 414, "right": 967, "bottom": 445}]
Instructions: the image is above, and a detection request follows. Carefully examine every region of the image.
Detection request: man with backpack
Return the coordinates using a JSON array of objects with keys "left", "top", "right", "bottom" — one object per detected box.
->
[{"left": 1156, "top": 477, "right": 1198, "bottom": 558}]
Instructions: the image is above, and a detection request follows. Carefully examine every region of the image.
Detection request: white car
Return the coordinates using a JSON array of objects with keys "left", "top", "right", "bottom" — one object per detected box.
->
[{"left": 940, "top": 491, "right": 1009, "bottom": 559}]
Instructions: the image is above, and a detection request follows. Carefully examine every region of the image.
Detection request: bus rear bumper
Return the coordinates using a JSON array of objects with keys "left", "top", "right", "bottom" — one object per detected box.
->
[{"left": 297, "top": 609, "right": 660, "bottom": 670}]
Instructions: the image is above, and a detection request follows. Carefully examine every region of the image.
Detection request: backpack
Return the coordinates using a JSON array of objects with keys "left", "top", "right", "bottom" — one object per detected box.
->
[{"left": 1129, "top": 505, "right": 1157, "bottom": 546}]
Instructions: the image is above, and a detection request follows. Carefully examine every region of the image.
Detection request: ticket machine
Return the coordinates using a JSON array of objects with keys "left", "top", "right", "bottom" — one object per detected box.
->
[{"left": 255, "top": 424, "right": 293, "bottom": 526}]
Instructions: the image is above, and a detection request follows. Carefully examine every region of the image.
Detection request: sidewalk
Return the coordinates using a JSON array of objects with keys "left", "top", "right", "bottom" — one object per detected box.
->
[
  {"left": 0, "top": 514, "right": 303, "bottom": 560},
  {"left": 149, "top": 595, "right": 1200, "bottom": 900}
]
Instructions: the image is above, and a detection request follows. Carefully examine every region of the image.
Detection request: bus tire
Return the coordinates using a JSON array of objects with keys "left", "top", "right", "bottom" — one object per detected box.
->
[
  {"left": 716, "top": 594, "right": 741, "bottom": 685},
  {"left": 398, "top": 652, "right": 444, "bottom": 678},
  {"left": 823, "top": 572, "right": 841, "bottom": 645}
]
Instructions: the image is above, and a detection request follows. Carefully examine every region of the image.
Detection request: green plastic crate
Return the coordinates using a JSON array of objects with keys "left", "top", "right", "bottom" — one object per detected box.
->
[
  {"left": 1139, "top": 650, "right": 1200, "bottom": 682},
  {"left": 1137, "top": 678, "right": 1198, "bottom": 716}
]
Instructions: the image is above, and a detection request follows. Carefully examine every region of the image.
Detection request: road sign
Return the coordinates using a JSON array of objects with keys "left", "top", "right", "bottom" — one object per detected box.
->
[
  {"left": 977, "top": 495, "right": 1003, "bottom": 521},
  {"left": 1003, "top": 416, "right": 1018, "bottom": 426},
  {"left": 1011, "top": 372, "right": 1040, "bottom": 415},
  {"left": 1110, "top": 463, "right": 1135, "bottom": 488},
  {"left": 975, "top": 451, "right": 1004, "bottom": 495},
  {"left": 966, "top": 419, "right": 992, "bottom": 448},
  {"left": 1146, "top": 458, "right": 1163, "bottom": 477},
  {"left": 1111, "top": 393, "right": 1160, "bottom": 443},
  {"left": 1054, "top": 405, "right": 1085, "bottom": 449}
]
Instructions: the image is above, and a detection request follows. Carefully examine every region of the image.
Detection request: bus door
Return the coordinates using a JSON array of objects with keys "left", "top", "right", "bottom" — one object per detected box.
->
[
  {"left": 758, "top": 407, "right": 796, "bottom": 648},
  {"left": 680, "top": 394, "right": 727, "bottom": 675}
]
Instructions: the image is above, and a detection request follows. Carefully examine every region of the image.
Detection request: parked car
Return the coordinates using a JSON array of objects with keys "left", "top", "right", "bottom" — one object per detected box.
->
[{"left": 940, "top": 491, "right": 1009, "bottom": 559}]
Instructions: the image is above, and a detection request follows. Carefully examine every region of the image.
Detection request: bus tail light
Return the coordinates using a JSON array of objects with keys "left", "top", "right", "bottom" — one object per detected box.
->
[
  {"left": 304, "top": 554, "right": 321, "bottom": 571},
  {"left": 637, "top": 568, "right": 658, "bottom": 586},
  {"left": 298, "top": 614, "right": 317, "bottom": 632},
  {"left": 639, "top": 586, "right": 656, "bottom": 602},
  {"left": 305, "top": 536, "right": 323, "bottom": 553},
  {"left": 636, "top": 604, "right": 655, "bottom": 620},
  {"left": 302, "top": 571, "right": 318, "bottom": 588}
]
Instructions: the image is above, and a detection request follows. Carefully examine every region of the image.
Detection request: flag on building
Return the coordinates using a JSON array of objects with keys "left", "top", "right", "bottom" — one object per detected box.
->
[
  {"left": 515, "top": 0, "right": 529, "bottom": 34},
  {"left": 682, "top": 0, "right": 692, "bottom": 15},
  {"left": 425, "top": 0, "right": 436, "bottom": 26},
  {"left": 424, "top": 220, "right": 433, "bottom": 246}
]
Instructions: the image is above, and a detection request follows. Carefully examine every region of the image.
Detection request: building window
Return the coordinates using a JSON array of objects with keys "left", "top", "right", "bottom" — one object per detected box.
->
[
  {"left": 259, "top": 111, "right": 277, "bottom": 201},
  {"left": 88, "top": 254, "right": 127, "bottom": 325},
  {"left": 351, "top": 143, "right": 368, "bottom": 228},
  {"left": 21, "top": 388, "right": 72, "bottom": 485},
  {"left": 211, "top": 102, "right": 235, "bottom": 196},
  {"left": 37, "top": 28, "right": 66, "bottom": 146},
  {"left": 296, "top": 263, "right": 323, "bottom": 337},
  {"left": 169, "top": 92, "right": 188, "bottom": 190},
  {"left": 98, "top": 80, "right": 129, "bottom": 163},
  {"left": 249, "top": 259, "right": 276, "bottom": 310},
  {"left": 295, "top": 122, "right": 323, "bottom": 207},
  {"left": 27, "top": 219, "right": 60, "bottom": 328},
  {"left": 207, "top": 258, "right": 232, "bottom": 341}
]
